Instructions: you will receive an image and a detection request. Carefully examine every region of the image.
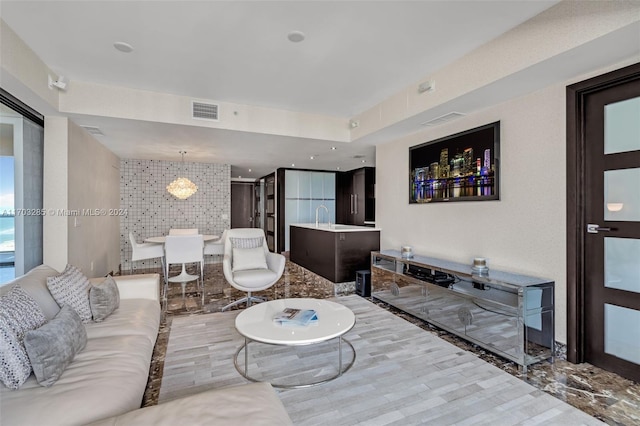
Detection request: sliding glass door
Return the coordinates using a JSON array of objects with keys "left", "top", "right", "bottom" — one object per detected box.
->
[{"left": 0, "top": 91, "right": 44, "bottom": 284}]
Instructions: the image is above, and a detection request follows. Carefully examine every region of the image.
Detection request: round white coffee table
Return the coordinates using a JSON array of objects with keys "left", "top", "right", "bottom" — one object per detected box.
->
[{"left": 234, "top": 298, "right": 356, "bottom": 388}]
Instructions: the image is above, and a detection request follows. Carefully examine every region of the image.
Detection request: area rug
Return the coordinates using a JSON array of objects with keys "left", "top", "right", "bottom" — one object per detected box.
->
[{"left": 159, "top": 295, "right": 603, "bottom": 425}]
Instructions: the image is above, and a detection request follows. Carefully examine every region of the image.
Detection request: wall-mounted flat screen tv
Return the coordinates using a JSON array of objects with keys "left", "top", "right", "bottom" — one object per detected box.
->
[{"left": 409, "top": 121, "right": 500, "bottom": 203}]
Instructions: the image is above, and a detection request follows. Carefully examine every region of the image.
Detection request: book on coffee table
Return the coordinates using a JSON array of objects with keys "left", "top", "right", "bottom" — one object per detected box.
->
[{"left": 273, "top": 308, "right": 318, "bottom": 326}]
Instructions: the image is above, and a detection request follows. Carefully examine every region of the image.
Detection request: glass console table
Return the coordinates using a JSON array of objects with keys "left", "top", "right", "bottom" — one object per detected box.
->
[{"left": 371, "top": 250, "right": 555, "bottom": 372}]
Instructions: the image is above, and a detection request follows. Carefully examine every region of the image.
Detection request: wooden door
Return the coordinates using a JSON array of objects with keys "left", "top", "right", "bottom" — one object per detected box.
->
[
  {"left": 231, "top": 182, "right": 255, "bottom": 229},
  {"left": 568, "top": 62, "right": 640, "bottom": 382}
]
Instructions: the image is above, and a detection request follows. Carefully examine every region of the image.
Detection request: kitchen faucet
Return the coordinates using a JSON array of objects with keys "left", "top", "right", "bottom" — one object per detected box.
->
[{"left": 315, "top": 204, "right": 331, "bottom": 228}]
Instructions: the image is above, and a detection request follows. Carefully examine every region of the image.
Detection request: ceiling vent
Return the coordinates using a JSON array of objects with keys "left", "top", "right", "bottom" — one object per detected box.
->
[
  {"left": 192, "top": 101, "right": 219, "bottom": 121},
  {"left": 80, "top": 125, "right": 104, "bottom": 136},
  {"left": 420, "top": 112, "right": 466, "bottom": 127}
]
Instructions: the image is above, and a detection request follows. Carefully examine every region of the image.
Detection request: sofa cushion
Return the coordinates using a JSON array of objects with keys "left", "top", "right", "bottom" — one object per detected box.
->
[
  {"left": 0, "top": 286, "right": 47, "bottom": 389},
  {"left": 90, "top": 276, "right": 120, "bottom": 322},
  {"left": 24, "top": 305, "right": 87, "bottom": 387},
  {"left": 85, "top": 299, "right": 160, "bottom": 346},
  {"left": 1, "top": 264, "right": 61, "bottom": 320},
  {"left": 232, "top": 268, "right": 278, "bottom": 288},
  {"left": 47, "top": 264, "right": 93, "bottom": 323},
  {"left": 232, "top": 246, "right": 268, "bottom": 272},
  {"left": 87, "top": 382, "right": 293, "bottom": 426}
]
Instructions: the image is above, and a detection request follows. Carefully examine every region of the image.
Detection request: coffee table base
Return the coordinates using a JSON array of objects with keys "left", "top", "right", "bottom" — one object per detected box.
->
[{"left": 233, "top": 337, "right": 356, "bottom": 389}]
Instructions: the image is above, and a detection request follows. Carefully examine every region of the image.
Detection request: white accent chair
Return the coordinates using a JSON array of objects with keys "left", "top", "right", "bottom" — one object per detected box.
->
[
  {"left": 169, "top": 228, "right": 198, "bottom": 235},
  {"left": 164, "top": 234, "right": 204, "bottom": 301},
  {"left": 129, "top": 232, "right": 165, "bottom": 274},
  {"left": 222, "top": 228, "right": 285, "bottom": 311}
]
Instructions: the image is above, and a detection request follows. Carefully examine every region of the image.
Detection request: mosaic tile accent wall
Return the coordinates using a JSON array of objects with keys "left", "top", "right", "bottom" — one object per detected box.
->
[{"left": 120, "top": 159, "right": 231, "bottom": 271}]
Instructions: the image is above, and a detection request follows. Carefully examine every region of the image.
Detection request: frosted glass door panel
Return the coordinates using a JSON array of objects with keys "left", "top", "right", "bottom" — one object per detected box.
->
[
  {"left": 324, "top": 200, "right": 336, "bottom": 221},
  {"left": 323, "top": 173, "right": 336, "bottom": 199},
  {"left": 605, "top": 304, "right": 640, "bottom": 364},
  {"left": 311, "top": 172, "right": 323, "bottom": 198},
  {"left": 605, "top": 237, "right": 640, "bottom": 293},
  {"left": 285, "top": 200, "right": 299, "bottom": 223},
  {"left": 604, "top": 168, "right": 640, "bottom": 221},
  {"left": 604, "top": 96, "right": 640, "bottom": 154},
  {"left": 299, "top": 172, "right": 311, "bottom": 198},
  {"left": 298, "top": 200, "right": 312, "bottom": 223},
  {"left": 285, "top": 170, "right": 300, "bottom": 198}
]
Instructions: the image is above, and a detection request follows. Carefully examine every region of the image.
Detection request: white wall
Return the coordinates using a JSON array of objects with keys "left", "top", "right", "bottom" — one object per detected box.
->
[
  {"left": 375, "top": 59, "right": 638, "bottom": 345},
  {"left": 43, "top": 117, "right": 68, "bottom": 271},
  {"left": 119, "top": 159, "right": 231, "bottom": 270},
  {"left": 67, "top": 121, "right": 120, "bottom": 277},
  {"left": 43, "top": 118, "right": 120, "bottom": 277}
]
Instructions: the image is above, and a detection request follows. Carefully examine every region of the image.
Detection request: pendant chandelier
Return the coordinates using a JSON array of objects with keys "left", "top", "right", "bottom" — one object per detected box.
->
[{"left": 167, "top": 151, "right": 198, "bottom": 200}]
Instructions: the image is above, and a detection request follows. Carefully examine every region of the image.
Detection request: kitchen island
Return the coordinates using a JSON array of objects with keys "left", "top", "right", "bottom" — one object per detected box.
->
[{"left": 290, "top": 223, "right": 381, "bottom": 283}]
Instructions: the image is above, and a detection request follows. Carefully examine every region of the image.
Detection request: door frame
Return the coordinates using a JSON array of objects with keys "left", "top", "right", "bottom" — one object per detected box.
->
[{"left": 566, "top": 62, "right": 640, "bottom": 364}]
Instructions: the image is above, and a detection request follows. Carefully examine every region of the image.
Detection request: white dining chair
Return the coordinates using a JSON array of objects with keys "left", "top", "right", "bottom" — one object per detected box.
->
[
  {"left": 204, "top": 230, "right": 227, "bottom": 260},
  {"left": 169, "top": 228, "right": 198, "bottom": 235},
  {"left": 203, "top": 230, "right": 227, "bottom": 282},
  {"left": 129, "top": 232, "right": 165, "bottom": 274},
  {"left": 164, "top": 234, "right": 205, "bottom": 301}
]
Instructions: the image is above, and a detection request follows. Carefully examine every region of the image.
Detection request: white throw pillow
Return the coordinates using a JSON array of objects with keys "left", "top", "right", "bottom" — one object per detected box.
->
[
  {"left": 46, "top": 265, "right": 93, "bottom": 323},
  {"left": 230, "top": 237, "right": 264, "bottom": 249},
  {"left": 0, "top": 286, "right": 47, "bottom": 389},
  {"left": 232, "top": 247, "right": 268, "bottom": 272}
]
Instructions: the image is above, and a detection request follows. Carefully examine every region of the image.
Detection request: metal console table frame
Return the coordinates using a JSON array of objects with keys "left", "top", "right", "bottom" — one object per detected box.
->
[{"left": 371, "top": 250, "right": 555, "bottom": 373}]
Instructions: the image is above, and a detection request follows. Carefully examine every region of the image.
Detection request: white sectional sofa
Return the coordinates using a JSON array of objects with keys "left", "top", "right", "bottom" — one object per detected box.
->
[
  {"left": 0, "top": 265, "right": 161, "bottom": 425},
  {"left": 0, "top": 265, "right": 292, "bottom": 426}
]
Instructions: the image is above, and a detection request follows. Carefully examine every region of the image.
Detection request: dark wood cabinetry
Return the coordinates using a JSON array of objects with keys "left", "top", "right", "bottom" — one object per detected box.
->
[
  {"left": 337, "top": 167, "right": 375, "bottom": 225},
  {"left": 263, "top": 173, "right": 275, "bottom": 251},
  {"left": 290, "top": 225, "right": 380, "bottom": 283}
]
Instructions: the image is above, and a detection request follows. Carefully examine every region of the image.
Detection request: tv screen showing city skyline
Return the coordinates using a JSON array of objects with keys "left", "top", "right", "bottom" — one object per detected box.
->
[{"left": 409, "top": 121, "right": 500, "bottom": 203}]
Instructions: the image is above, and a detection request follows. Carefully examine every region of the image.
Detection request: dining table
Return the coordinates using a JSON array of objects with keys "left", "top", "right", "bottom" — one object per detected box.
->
[{"left": 144, "top": 234, "right": 220, "bottom": 244}]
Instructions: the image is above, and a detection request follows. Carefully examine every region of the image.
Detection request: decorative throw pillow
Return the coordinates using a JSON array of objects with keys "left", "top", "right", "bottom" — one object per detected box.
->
[
  {"left": 89, "top": 276, "right": 120, "bottom": 322},
  {"left": 0, "top": 325, "right": 32, "bottom": 390},
  {"left": 232, "top": 246, "right": 268, "bottom": 272},
  {"left": 0, "top": 286, "right": 47, "bottom": 389},
  {"left": 24, "top": 305, "right": 87, "bottom": 387},
  {"left": 46, "top": 264, "right": 93, "bottom": 323},
  {"left": 230, "top": 237, "right": 264, "bottom": 249}
]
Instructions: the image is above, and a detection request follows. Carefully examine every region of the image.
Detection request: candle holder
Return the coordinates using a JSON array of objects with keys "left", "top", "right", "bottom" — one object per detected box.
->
[
  {"left": 401, "top": 246, "right": 414, "bottom": 259},
  {"left": 471, "top": 257, "right": 489, "bottom": 276}
]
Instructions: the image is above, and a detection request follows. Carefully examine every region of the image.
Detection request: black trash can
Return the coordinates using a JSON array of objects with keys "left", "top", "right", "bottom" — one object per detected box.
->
[{"left": 355, "top": 270, "right": 371, "bottom": 297}]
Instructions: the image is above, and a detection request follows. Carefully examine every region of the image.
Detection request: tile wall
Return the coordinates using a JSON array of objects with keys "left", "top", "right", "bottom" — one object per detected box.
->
[{"left": 120, "top": 159, "right": 231, "bottom": 271}]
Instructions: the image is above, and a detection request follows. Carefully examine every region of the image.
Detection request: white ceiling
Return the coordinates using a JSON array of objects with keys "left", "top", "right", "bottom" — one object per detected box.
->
[{"left": 1, "top": 1, "right": 564, "bottom": 178}]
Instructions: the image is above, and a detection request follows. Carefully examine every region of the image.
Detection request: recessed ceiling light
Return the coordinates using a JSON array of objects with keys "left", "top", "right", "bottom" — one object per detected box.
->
[
  {"left": 291, "top": 163, "right": 295, "bottom": 167},
  {"left": 248, "top": 169, "right": 252, "bottom": 172},
  {"left": 113, "top": 41, "right": 134, "bottom": 53},
  {"left": 361, "top": 160, "right": 367, "bottom": 163},
  {"left": 331, "top": 146, "right": 336, "bottom": 150},
  {"left": 310, "top": 156, "right": 315, "bottom": 160},
  {"left": 336, "top": 167, "right": 341, "bottom": 170},
  {"left": 287, "top": 31, "right": 305, "bottom": 43}
]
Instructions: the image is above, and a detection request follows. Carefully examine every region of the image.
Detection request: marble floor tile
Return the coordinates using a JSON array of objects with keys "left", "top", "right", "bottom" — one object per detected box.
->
[{"left": 121, "top": 261, "right": 639, "bottom": 425}]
